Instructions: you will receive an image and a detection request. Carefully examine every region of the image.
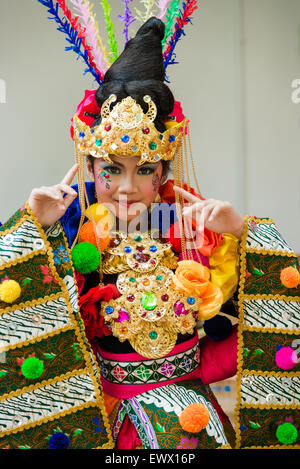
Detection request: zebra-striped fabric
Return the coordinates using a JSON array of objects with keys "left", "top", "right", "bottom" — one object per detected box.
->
[
  {"left": 247, "top": 221, "right": 294, "bottom": 254},
  {"left": 0, "top": 296, "right": 72, "bottom": 349},
  {"left": 241, "top": 374, "right": 299, "bottom": 406},
  {"left": 0, "top": 219, "right": 45, "bottom": 266},
  {"left": 244, "top": 298, "right": 300, "bottom": 330},
  {"left": 0, "top": 372, "right": 96, "bottom": 433}
]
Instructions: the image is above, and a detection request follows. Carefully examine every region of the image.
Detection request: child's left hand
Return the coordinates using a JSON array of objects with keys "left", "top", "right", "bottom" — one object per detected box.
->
[{"left": 173, "top": 186, "right": 245, "bottom": 239}]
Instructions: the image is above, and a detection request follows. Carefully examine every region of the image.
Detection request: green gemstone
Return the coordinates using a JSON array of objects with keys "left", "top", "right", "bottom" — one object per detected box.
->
[
  {"left": 96, "top": 139, "right": 102, "bottom": 146},
  {"left": 149, "top": 331, "right": 158, "bottom": 340},
  {"left": 149, "top": 142, "right": 157, "bottom": 150},
  {"left": 129, "top": 277, "right": 136, "bottom": 282},
  {"left": 141, "top": 291, "right": 157, "bottom": 311},
  {"left": 156, "top": 275, "right": 163, "bottom": 280},
  {"left": 134, "top": 235, "right": 142, "bottom": 241}
]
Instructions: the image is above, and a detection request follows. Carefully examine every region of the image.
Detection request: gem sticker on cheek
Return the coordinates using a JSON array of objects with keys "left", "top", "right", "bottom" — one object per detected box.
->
[{"left": 98, "top": 169, "right": 111, "bottom": 190}]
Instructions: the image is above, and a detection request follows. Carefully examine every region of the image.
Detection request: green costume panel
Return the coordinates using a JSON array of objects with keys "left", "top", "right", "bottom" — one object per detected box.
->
[{"left": 0, "top": 204, "right": 112, "bottom": 449}]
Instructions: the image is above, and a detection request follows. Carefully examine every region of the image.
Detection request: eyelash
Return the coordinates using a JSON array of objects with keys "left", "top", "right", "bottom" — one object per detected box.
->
[{"left": 102, "top": 166, "right": 155, "bottom": 176}]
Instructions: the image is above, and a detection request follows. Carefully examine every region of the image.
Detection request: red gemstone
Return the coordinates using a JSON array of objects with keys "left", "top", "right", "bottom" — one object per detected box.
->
[
  {"left": 161, "top": 294, "right": 169, "bottom": 301},
  {"left": 127, "top": 294, "right": 135, "bottom": 302},
  {"left": 157, "top": 312, "right": 162, "bottom": 317},
  {"left": 142, "top": 127, "right": 150, "bottom": 134},
  {"left": 150, "top": 259, "right": 156, "bottom": 265},
  {"left": 136, "top": 246, "right": 145, "bottom": 252},
  {"left": 134, "top": 262, "right": 139, "bottom": 268},
  {"left": 105, "top": 124, "right": 111, "bottom": 131}
]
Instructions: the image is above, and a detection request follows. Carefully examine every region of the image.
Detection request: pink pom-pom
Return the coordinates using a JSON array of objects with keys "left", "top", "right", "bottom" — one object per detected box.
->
[{"left": 275, "top": 346, "right": 298, "bottom": 370}]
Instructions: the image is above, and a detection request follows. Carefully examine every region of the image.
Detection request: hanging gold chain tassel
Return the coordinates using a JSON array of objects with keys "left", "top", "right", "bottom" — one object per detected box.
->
[
  {"left": 71, "top": 143, "right": 87, "bottom": 250},
  {"left": 83, "top": 184, "right": 104, "bottom": 282}
]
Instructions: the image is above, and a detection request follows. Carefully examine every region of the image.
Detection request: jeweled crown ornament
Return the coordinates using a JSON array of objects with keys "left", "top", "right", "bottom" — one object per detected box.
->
[{"left": 73, "top": 94, "right": 186, "bottom": 165}]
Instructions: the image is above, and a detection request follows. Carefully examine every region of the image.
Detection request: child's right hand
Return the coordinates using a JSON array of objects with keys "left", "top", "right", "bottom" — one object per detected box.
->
[{"left": 28, "top": 164, "right": 79, "bottom": 227}]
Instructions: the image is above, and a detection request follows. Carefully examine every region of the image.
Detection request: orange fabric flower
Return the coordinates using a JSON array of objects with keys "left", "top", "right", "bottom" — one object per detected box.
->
[
  {"left": 171, "top": 260, "right": 210, "bottom": 297},
  {"left": 171, "top": 260, "right": 223, "bottom": 321},
  {"left": 198, "top": 282, "right": 223, "bottom": 321}
]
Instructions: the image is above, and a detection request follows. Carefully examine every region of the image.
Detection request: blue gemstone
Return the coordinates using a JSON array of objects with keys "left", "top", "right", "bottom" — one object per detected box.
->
[
  {"left": 105, "top": 306, "right": 114, "bottom": 314},
  {"left": 121, "top": 134, "right": 130, "bottom": 143},
  {"left": 79, "top": 132, "right": 85, "bottom": 138},
  {"left": 150, "top": 245, "right": 157, "bottom": 252},
  {"left": 169, "top": 135, "right": 176, "bottom": 143},
  {"left": 187, "top": 296, "right": 195, "bottom": 305},
  {"left": 124, "top": 246, "right": 132, "bottom": 253}
]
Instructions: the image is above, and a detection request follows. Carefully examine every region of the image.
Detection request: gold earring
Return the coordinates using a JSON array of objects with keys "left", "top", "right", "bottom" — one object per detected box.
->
[{"left": 154, "top": 193, "right": 161, "bottom": 203}]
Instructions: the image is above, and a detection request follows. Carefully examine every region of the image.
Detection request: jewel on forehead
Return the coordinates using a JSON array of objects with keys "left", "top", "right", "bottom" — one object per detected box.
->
[{"left": 121, "top": 135, "right": 130, "bottom": 143}]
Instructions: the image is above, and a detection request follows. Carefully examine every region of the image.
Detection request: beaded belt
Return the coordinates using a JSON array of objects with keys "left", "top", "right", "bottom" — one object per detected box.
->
[{"left": 95, "top": 334, "right": 200, "bottom": 398}]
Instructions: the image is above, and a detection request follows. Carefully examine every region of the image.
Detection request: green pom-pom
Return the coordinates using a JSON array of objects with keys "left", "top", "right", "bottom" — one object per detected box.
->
[
  {"left": 276, "top": 422, "right": 298, "bottom": 445},
  {"left": 21, "top": 357, "right": 44, "bottom": 379},
  {"left": 71, "top": 242, "right": 100, "bottom": 273}
]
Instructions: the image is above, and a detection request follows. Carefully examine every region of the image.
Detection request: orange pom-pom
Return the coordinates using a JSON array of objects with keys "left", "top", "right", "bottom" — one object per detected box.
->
[
  {"left": 179, "top": 403, "right": 210, "bottom": 433},
  {"left": 280, "top": 266, "right": 300, "bottom": 289},
  {"left": 79, "top": 221, "right": 110, "bottom": 252}
]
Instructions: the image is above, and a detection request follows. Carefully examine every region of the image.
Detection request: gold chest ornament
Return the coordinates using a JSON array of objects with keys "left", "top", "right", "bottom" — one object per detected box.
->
[{"left": 100, "top": 232, "right": 202, "bottom": 359}]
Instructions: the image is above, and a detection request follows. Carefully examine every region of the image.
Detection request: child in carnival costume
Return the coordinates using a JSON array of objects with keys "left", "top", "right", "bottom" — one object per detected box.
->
[{"left": 0, "top": 2, "right": 299, "bottom": 450}]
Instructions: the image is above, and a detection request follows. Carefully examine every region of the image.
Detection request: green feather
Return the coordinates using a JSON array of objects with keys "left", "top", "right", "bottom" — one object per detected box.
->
[
  {"left": 100, "top": 0, "right": 118, "bottom": 61},
  {"left": 162, "top": 0, "right": 181, "bottom": 47}
]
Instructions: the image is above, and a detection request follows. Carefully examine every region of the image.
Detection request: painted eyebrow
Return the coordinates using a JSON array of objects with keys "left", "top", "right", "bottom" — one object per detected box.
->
[{"left": 101, "top": 160, "right": 158, "bottom": 169}]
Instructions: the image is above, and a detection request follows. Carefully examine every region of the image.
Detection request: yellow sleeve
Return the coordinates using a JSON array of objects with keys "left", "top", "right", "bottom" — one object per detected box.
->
[{"left": 209, "top": 233, "right": 240, "bottom": 304}]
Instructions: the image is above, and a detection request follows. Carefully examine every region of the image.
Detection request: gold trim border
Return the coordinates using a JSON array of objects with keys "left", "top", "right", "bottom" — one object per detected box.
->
[
  {"left": 0, "top": 204, "right": 113, "bottom": 448},
  {"left": 234, "top": 216, "right": 300, "bottom": 449}
]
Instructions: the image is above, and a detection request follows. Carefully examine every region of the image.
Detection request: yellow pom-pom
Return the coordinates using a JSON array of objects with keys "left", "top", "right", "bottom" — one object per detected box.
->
[
  {"left": 0, "top": 279, "right": 21, "bottom": 303},
  {"left": 85, "top": 203, "right": 114, "bottom": 231},
  {"left": 179, "top": 403, "right": 210, "bottom": 433},
  {"left": 280, "top": 266, "right": 300, "bottom": 289},
  {"left": 79, "top": 221, "right": 111, "bottom": 252}
]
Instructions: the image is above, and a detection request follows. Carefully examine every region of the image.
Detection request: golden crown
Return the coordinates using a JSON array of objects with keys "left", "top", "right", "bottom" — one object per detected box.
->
[{"left": 73, "top": 94, "right": 185, "bottom": 165}]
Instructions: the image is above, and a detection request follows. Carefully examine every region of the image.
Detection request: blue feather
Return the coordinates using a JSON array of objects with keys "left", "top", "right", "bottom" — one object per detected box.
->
[{"left": 37, "top": 0, "right": 103, "bottom": 85}]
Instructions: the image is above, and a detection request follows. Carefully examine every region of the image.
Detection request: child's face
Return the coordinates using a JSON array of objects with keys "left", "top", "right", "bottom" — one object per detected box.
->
[{"left": 86, "top": 155, "right": 166, "bottom": 222}]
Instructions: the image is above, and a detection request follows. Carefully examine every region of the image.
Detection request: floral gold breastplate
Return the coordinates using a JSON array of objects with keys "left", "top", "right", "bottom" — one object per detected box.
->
[{"left": 99, "top": 232, "right": 202, "bottom": 359}]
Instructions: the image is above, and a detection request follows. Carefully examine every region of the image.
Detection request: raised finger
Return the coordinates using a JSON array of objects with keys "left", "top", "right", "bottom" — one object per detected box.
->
[
  {"left": 56, "top": 183, "right": 77, "bottom": 197},
  {"left": 173, "top": 185, "right": 202, "bottom": 204},
  {"left": 61, "top": 164, "right": 79, "bottom": 186},
  {"left": 182, "top": 199, "right": 212, "bottom": 217}
]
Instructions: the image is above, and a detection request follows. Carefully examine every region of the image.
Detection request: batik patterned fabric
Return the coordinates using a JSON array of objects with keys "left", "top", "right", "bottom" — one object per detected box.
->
[
  {"left": 0, "top": 205, "right": 112, "bottom": 449},
  {"left": 235, "top": 216, "right": 300, "bottom": 449},
  {"left": 112, "top": 380, "right": 231, "bottom": 449},
  {"left": 96, "top": 338, "right": 200, "bottom": 387}
]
